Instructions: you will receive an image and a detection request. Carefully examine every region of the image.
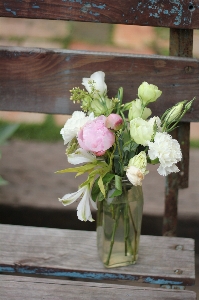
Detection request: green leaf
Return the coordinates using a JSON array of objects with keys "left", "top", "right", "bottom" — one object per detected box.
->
[
  {"left": 102, "top": 173, "right": 115, "bottom": 184},
  {"left": 109, "top": 188, "right": 122, "bottom": 198},
  {"left": 91, "top": 177, "right": 101, "bottom": 201},
  {"left": 98, "top": 176, "right": 105, "bottom": 197},
  {"left": 108, "top": 175, "right": 123, "bottom": 198},
  {"left": 0, "top": 175, "right": 8, "bottom": 186},
  {"left": 0, "top": 124, "right": 19, "bottom": 145},
  {"left": 97, "top": 191, "right": 105, "bottom": 202},
  {"left": 115, "top": 175, "right": 122, "bottom": 191},
  {"left": 55, "top": 163, "right": 96, "bottom": 174}
]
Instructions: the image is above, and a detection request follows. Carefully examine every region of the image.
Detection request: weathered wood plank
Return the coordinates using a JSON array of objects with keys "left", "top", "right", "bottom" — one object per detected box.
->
[
  {"left": 0, "top": 275, "right": 197, "bottom": 300},
  {"left": 0, "top": 224, "right": 195, "bottom": 286},
  {"left": 0, "top": 47, "right": 198, "bottom": 121},
  {"left": 0, "top": 1, "right": 199, "bottom": 29}
]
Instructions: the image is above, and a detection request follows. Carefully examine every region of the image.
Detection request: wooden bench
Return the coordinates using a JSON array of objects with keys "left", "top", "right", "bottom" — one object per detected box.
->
[
  {"left": 0, "top": 0, "right": 198, "bottom": 298},
  {"left": 0, "top": 224, "right": 196, "bottom": 299},
  {"left": 0, "top": 275, "right": 196, "bottom": 300}
]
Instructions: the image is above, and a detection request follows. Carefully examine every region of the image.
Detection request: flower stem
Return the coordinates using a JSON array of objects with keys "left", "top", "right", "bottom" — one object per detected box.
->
[
  {"left": 128, "top": 204, "right": 138, "bottom": 262},
  {"left": 105, "top": 205, "right": 120, "bottom": 266}
]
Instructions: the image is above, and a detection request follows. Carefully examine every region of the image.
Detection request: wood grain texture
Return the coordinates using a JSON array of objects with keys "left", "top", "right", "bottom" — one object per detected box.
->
[
  {"left": 0, "top": 47, "right": 198, "bottom": 121},
  {"left": 0, "top": 275, "right": 197, "bottom": 300},
  {"left": 0, "top": 0, "right": 199, "bottom": 29},
  {"left": 0, "top": 224, "right": 195, "bottom": 286}
]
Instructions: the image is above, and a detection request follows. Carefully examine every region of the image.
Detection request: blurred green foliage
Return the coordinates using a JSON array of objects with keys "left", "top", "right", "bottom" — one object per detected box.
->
[
  {"left": 0, "top": 115, "right": 62, "bottom": 143},
  {"left": 0, "top": 122, "right": 19, "bottom": 185}
]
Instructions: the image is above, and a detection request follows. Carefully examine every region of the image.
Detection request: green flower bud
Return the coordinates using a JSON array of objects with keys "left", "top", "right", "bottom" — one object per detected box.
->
[
  {"left": 128, "top": 99, "right": 152, "bottom": 121},
  {"left": 138, "top": 82, "right": 162, "bottom": 106},
  {"left": 165, "top": 101, "right": 185, "bottom": 124},
  {"left": 161, "top": 98, "right": 195, "bottom": 132},
  {"left": 128, "top": 151, "right": 148, "bottom": 175},
  {"left": 90, "top": 99, "right": 107, "bottom": 116}
]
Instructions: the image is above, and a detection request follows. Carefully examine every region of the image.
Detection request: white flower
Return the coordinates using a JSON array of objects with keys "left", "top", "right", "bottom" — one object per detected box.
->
[
  {"left": 148, "top": 116, "right": 162, "bottom": 131},
  {"left": 82, "top": 71, "right": 107, "bottom": 96},
  {"left": 60, "top": 111, "right": 94, "bottom": 145},
  {"left": 130, "top": 117, "right": 154, "bottom": 146},
  {"left": 59, "top": 185, "right": 97, "bottom": 222},
  {"left": 148, "top": 132, "right": 182, "bottom": 176},
  {"left": 68, "top": 148, "right": 96, "bottom": 165},
  {"left": 126, "top": 166, "right": 144, "bottom": 186}
]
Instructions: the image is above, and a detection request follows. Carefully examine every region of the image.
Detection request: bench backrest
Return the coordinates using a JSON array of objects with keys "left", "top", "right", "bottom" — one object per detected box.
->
[{"left": 0, "top": 0, "right": 199, "bottom": 236}]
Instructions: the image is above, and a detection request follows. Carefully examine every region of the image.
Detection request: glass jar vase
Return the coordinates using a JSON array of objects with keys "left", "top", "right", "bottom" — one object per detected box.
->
[{"left": 97, "top": 180, "right": 143, "bottom": 268}]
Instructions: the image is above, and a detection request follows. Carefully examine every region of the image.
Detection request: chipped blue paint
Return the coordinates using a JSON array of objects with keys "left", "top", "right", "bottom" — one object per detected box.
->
[
  {"left": 163, "top": 10, "right": 169, "bottom": 15},
  {"left": 144, "top": 277, "right": 183, "bottom": 285},
  {"left": 147, "top": 0, "right": 184, "bottom": 26},
  {"left": 149, "top": 0, "right": 158, "bottom": 4},
  {"left": 0, "top": 266, "right": 139, "bottom": 281},
  {"left": 0, "top": 266, "right": 15, "bottom": 273},
  {"left": 62, "top": 0, "right": 82, "bottom": 3},
  {"left": 5, "top": 8, "right": 17, "bottom": 16},
  {"left": 32, "top": 5, "right": 40, "bottom": 9},
  {"left": 65, "top": 56, "right": 71, "bottom": 62},
  {"left": 92, "top": 3, "right": 106, "bottom": 10},
  {"left": 149, "top": 12, "right": 159, "bottom": 18},
  {"left": 0, "top": 266, "right": 185, "bottom": 285},
  {"left": 90, "top": 12, "right": 100, "bottom": 16},
  {"left": 72, "top": 0, "right": 82, "bottom": 3},
  {"left": 81, "top": 3, "right": 91, "bottom": 13}
]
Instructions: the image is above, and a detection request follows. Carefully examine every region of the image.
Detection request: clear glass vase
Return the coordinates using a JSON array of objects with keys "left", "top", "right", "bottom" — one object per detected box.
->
[{"left": 97, "top": 180, "right": 144, "bottom": 268}]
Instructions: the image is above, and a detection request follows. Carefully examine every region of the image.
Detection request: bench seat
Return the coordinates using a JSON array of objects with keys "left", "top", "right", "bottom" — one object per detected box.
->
[
  {"left": 0, "top": 275, "right": 197, "bottom": 300},
  {"left": 0, "top": 224, "right": 195, "bottom": 286}
]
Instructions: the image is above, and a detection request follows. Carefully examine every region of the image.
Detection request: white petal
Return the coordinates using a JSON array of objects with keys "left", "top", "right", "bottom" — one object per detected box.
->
[
  {"left": 77, "top": 188, "right": 94, "bottom": 222},
  {"left": 68, "top": 148, "right": 96, "bottom": 165},
  {"left": 59, "top": 187, "right": 84, "bottom": 206},
  {"left": 60, "top": 111, "right": 90, "bottom": 145},
  {"left": 157, "top": 164, "right": 179, "bottom": 176}
]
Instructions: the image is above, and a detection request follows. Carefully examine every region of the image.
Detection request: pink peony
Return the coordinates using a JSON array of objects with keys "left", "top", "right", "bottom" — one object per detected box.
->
[
  {"left": 78, "top": 116, "right": 115, "bottom": 156},
  {"left": 105, "top": 113, "right": 123, "bottom": 130}
]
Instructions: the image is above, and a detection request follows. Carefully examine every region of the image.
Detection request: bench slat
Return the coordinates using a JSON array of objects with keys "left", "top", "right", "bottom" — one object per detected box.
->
[
  {"left": 0, "top": 275, "right": 197, "bottom": 300},
  {"left": 0, "top": 224, "right": 195, "bottom": 286},
  {"left": 0, "top": 1, "right": 199, "bottom": 29},
  {"left": 0, "top": 47, "right": 198, "bottom": 121}
]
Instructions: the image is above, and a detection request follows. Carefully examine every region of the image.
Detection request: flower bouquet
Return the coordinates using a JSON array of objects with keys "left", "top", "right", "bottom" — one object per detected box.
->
[{"left": 57, "top": 71, "right": 194, "bottom": 268}]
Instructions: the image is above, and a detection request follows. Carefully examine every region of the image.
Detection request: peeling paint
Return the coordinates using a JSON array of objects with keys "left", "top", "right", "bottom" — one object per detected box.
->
[
  {"left": 0, "top": 266, "right": 139, "bottom": 281},
  {"left": 32, "top": 5, "right": 40, "bottom": 9},
  {"left": 62, "top": 0, "right": 82, "bottom": 2},
  {"left": 5, "top": 7, "right": 17, "bottom": 16},
  {"left": 144, "top": 277, "right": 183, "bottom": 285},
  {"left": 90, "top": 12, "right": 100, "bottom": 16},
  {"left": 92, "top": 3, "right": 106, "bottom": 10},
  {"left": 146, "top": 0, "right": 186, "bottom": 26},
  {"left": 65, "top": 56, "right": 71, "bottom": 61},
  {"left": 149, "top": 12, "right": 160, "bottom": 18},
  {"left": 81, "top": 3, "right": 91, "bottom": 13},
  {"left": 0, "top": 266, "right": 186, "bottom": 285}
]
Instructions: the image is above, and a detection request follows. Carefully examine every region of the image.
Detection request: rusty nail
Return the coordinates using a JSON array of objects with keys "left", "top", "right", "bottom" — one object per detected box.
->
[
  {"left": 175, "top": 245, "right": 184, "bottom": 250},
  {"left": 174, "top": 269, "right": 183, "bottom": 274}
]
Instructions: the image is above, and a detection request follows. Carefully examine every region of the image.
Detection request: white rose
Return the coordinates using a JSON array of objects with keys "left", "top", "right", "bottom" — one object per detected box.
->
[
  {"left": 60, "top": 111, "right": 94, "bottom": 145},
  {"left": 130, "top": 117, "right": 154, "bottom": 146},
  {"left": 126, "top": 166, "right": 144, "bottom": 186},
  {"left": 82, "top": 71, "right": 107, "bottom": 96}
]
